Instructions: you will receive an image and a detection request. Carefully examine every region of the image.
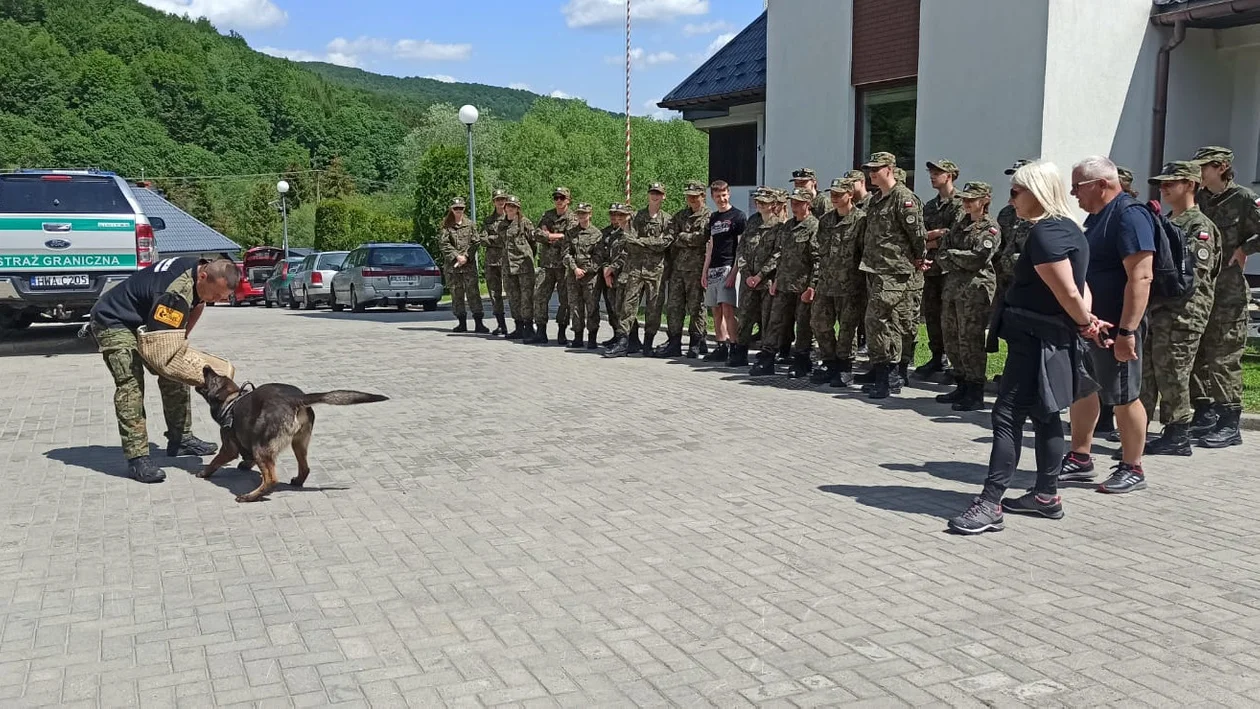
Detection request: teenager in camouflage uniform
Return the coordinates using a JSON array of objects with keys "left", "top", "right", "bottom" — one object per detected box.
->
[
  {"left": 1189, "top": 146, "right": 1260, "bottom": 448},
  {"left": 790, "top": 167, "right": 831, "bottom": 219},
  {"left": 918, "top": 159, "right": 965, "bottom": 379},
  {"left": 1141, "top": 161, "right": 1222, "bottom": 455},
  {"left": 810, "top": 178, "right": 866, "bottom": 388},
  {"left": 481, "top": 189, "right": 510, "bottom": 335},
  {"left": 529, "top": 187, "right": 578, "bottom": 345},
  {"left": 561, "top": 202, "right": 603, "bottom": 349},
  {"left": 605, "top": 183, "right": 673, "bottom": 358},
  {"left": 934, "top": 182, "right": 1000, "bottom": 412},
  {"left": 595, "top": 204, "right": 632, "bottom": 346},
  {"left": 439, "top": 197, "right": 487, "bottom": 333},
  {"left": 657, "top": 180, "right": 712, "bottom": 358},
  {"left": 858, "top": 152, "right": 928, "bottom": 399},
  {"left": 728, "top": 189, "right": 781, "bottom": 367},
  {"left": 750, "top": 190, "right": 820, "bottom": 378},
  {"left": 498, "top": 195, "right": 537, "bottom": 341}
]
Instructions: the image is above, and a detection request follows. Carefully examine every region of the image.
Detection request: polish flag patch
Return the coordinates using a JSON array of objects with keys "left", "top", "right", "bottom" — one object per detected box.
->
[
  {"left": 904, "top": 201, "right": 914, "bottom": 208},
  {"left": 1254, "top": 197, "right": 1260, "bottom": 207},
  {"left": 1198, "top": 231, "right": 1211, "bottom": 240},
  {"left": 988, "top": 226, "right": 999, "bottom": 235}
]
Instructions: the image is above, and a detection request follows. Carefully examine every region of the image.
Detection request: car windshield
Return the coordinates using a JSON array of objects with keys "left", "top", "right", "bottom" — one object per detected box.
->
[
  {"left": 317, "top": 252, "right": 348, "bottom": 269},
  {"left": 0, "top": 175, "right": 133, "bottom": 214},
  {"left": 368, "top": 247, "right": 433, "bottom": 268}
]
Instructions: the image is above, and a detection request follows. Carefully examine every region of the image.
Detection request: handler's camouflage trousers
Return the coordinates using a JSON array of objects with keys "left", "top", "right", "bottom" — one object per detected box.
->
[
  {"left": 447, "top": 266, "right": 482, "bottom": 318},
  {"left": 865, "top": 273, "right": 919, "bottom": 366},
  {"left": 505, "top": 266, "right": 536, "bottom": 322},
  {"left": 93, "top": 324, "right": 192, "bottom": 460}
]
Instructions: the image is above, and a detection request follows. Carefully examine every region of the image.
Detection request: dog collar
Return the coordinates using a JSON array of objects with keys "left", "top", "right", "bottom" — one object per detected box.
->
[{"left": 215, "top": 382, "right": 255, "bottom": 429}]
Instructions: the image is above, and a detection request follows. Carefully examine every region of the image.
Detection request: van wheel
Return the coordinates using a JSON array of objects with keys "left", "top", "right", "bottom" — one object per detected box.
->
[
  {"left": 350, "top": 287, "right": 365, "bottom": 313},
  {"left": 421, "top": 300, "right": 438, "bottom": 312}
]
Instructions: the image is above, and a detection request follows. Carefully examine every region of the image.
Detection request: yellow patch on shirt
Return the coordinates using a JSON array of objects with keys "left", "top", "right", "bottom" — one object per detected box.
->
[{"left": 153, "top": 305, "right": 184, "bottom": 328}]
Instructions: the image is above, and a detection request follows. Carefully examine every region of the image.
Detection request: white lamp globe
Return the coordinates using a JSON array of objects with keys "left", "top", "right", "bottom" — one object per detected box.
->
[
  {"left": 458, "top": 105, "right": 479, "bottom": 125},
  {"left": 276, "top": 180, "right": 290, "bottom": 195}
]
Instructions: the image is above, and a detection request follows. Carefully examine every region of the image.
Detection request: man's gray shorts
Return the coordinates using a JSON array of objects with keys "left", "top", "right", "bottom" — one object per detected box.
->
[
  {"left": 1083, "top": 322, "right": 1145, "bottom": 406},
  {"left": 704, "top": 266, "right": 737, "bottom": 307}
]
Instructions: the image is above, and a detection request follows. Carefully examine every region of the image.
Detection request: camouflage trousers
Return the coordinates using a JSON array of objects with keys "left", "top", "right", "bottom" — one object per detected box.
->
[
  {"left": 533, "top": 267, "right": 569, "bottom": 328},
  {"left": 619, "top": 270, "right": 664, "bottom": 337},
  {"left": 447, "top": 266, "right": 482, "bottom": 318},
  {"left": 864, "top": 273, "right": 918, "bottom": 365},
  {"left": 650, "top": 260, "right": 673, "bottom": 337},
  {"left": 941, "top": 283, "right": 992, "bottom": 381},
  {"left": 762, "top": 292, "right": 812, "bottom": 356},
  {"left": 1191, "top": 269, "right": 1249, "bottom": 405},
  {"left": 811, "top": 290, "right": 864, "bottom": 362},
  {"left": 595, "top": 279, "right": 623, "bottom": 336},
  {"left": 922, "top": 273, "right": 945, "bottom": 356},
  {"left": 902, "top": 284, "right": 923, "bottom": 365},
  {"left": 666, "top": 260, "right": 706, "bottom": 339},
  {"left": 504, "top": 266, "right": 536, "bottom": 322},
  {"left": 484, "top": 253, "right": 505, "bottom": 316},
  {"left": 735, "top": 286, "right": 771, "bottom": 346},
  {"left": 1142, "top": 311, "right": 1205, "bottom": 425},
  {"left": 93, "top": 324, "right": 192, "bottom": 460},
  {"left": 568, "top": 273, "right": 599, "bottom": 336}
]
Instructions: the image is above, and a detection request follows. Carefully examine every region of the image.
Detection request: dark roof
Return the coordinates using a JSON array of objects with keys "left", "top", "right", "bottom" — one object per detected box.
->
[
  {"left": 132, "top": 187, "right": 241, "bottom": 256},
  {"left": 659, "top": 12, "right": 766, "bottom": 111},
  {"left": 1152, "top": 0, "right": 1260, "bottom": 27}
]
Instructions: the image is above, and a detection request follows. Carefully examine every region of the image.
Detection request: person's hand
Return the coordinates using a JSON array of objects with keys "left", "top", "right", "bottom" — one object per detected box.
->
[
  {"left": 724, "top": 270, "right": 737, "bottom": 288},
  {"left": 801, "top": 287, "right": 815, "bottom": 303},
  {"left": 574, "top": 267, "right": 586, "bottom": 280},
  {"left": 1230, "top": 247, "right": 1248, "bottom": 269},
  {"left": 769, "top": 281, "right": 777, "bottom": 296},
  {"left": 1078, "top": 315, "right": 1112, "bottom": 348},
  {"left": 603, "top": 268, "right": 614, "bottom": 288},
  {"left": 701, "top": 270, "right": 709, "bottom": 288},
  {"left": 455, "top": 255, "right": 467, "bottom": 267},
  {"left": 746, "top": 275, "right": 761, "bottom": 289},
  {"left": 1113, "top": 332, "right": 1138, "bottom": 362},
  {"left": 548, "top": 232, "right": 564, "bottom": 243},
  {"left": 915, "top": 259, "right": 931, "bottom": 271}
]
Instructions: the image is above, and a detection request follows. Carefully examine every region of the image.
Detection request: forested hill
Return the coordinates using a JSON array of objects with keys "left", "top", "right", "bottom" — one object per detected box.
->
[{"left": 301, "top": 62, "right": 541, "bottom": 122}]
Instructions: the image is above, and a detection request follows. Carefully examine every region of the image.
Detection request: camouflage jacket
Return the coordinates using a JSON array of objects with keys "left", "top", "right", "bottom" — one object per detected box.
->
[
  {"left": 859, "top": 182, "right": 927, "bottom": 277},
  {"left": 499, "top": 216, "right": 537, "bottom": 275},
  {"left": 533, "top": 208, "right": 579, "bottom": 269},
  {"left": 923, "top": 191, "right": 964, "bottom": 275},
  {"left": 1150, "top": 206, "right": 1220, "bottom": 329},
  {"left": 995, "top": 204, "right": 1032, "bottom": 282},
  {"left": 815, "top": 207, "right": 866, "bottom": 297},
  {"left": 562, "top": 223, "right": 604, "bottom": 280},
  {"left": 855, "top": 194, "right": 872, "bottom": 212},
  {"left": 597, "top": 224, "right": 626, "bottom": 276},
  {"left": 480, "top": 211, "right": 507, "bottom": 256},
  {"left": 773, "top": 214, "right": 820, "bottom": 293},
  {"left": 809, "top": 192, "right": 830, "bottom": 219},
  {"left": 439, "top": 218, "right": 478, "bottom": 272},
  {"left": 670, "top": 205, "right": 711, "bottom": 271},
  {"left": 620, "top": 208, "right": 673, "bottom": 277},
  {"left": 735, "top": 212, "right": 781, "bottom": 289},
  {"left": 936, "top": 214, "right": 999, "bottom": 298}
]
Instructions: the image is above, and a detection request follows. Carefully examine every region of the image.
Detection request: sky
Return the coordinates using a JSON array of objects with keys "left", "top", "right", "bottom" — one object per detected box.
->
[{"left": 137, "top": 0, "right": 767, "bottom": 119}]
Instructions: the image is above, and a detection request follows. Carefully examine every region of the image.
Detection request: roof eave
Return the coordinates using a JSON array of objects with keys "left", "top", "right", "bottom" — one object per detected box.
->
[
  {"left": 658, "top": 87, "right": 766, "bottom": 112},
  {"left": 1151, "top": 0, "right": 1260, "bottom": 27}
]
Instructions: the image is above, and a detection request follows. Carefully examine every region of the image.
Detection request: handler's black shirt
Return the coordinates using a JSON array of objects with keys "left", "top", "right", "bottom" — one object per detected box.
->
[{"left": 91, "top": 257, "right": 205, "bottom": 329}]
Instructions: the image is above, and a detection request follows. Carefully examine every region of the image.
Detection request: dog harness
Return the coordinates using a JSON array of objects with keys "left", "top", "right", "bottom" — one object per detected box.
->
[{"left": 214, "top": 382, "right": 255, "bottom": 430}]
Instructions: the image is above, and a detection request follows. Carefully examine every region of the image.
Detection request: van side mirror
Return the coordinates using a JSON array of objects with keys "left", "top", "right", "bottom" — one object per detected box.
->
[{"left": 148, "top": 217, "right": 166, "bottom": 231}]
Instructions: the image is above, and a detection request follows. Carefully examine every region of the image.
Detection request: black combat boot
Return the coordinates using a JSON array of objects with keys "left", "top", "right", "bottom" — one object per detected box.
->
[
  {"left": 703, "top": 341, "right": 728, "bottom": 362},
  {"left": 811, "top": 359, "right": 837, "bottom": 384},
  {"left": 787, "top": 352, "right": 812, "bottom": 379},
  {"left": 952, "top": 381, "right": 985, "bottom": 412},
  {"left": 555, "top": 325, "right": 569, "bottom": 347},
  {"left": 1200, "top": 405, "right": 1243, "bottom": 448},
  {"left": 473, "top": 316, "right": 490, "bottom": 334},
  {"left": 519, "top": 321, "right": 535, "bottom": 342},
  {"left": 854, "top": 368, "right": 878, "bottom": 385},
  {"left": 656, "top": 334, "right": 683, "bottom": 357},
  {"left": 686, "top": 335, "right": 704, "bottom": 359},
  {"left": 128, "top": 455, "right": 165, "bottom": 483},
  {"left": 569, "top": 330, "right": 585, "bottom": 349},
  {"left": 506, "top": 320, "right": 523, "bottom": 340},
  {"left": 601, "top": 332, "right": 618, "bottom": 347},
  {"left": 914, "top": 352, "right": 946, "bottom": 379},
  {"left": 603, "top": 335, "right": 630, "bottom": 358},
  {"left": 641, "top": 333, "right": 656, "bottom": 357},
  {"left": 749, "top": 351, "right": 776, "bottom": 377},
  {"left": 627, "top": 323, "right": 642, "bottom": 355},
  {"left": 167, "top": 433, "right": 218, "bottom": 457},
  {"left": 868, "top": 364, "right": 891, "bottom": 399},
  {"left": 491, "top": 314, "right": 508, "bottom": 336},
  {"left": 897, "top": 359, "right": 911, "bottom": 385},
  {"left": 528, "top": 321, "right": 549, "bottom": 344},
  {"left": 1189, "top": 403, "right": 1220, "bottom": 438},
  {"left": 724, "top": 343, "right": 746, "bottom": 367},
  {"left": 888, "top": 365, "right": 904, "bottom": 395},
  {"left": 830, "top": 359, "right": 854, "bottom": 388},
  {"left": 775, "top": 343, "right": 792, "bottom": 365},
  {"left": 586, "top": 329, "right": 599, "bottom": 350},
  {"left": 452, "top": 315, "right": 468, "bottom": 333},
  {"left": 1145, "top": 422, "right": 1192, "bottom": 456},
  {"left": 935, "top": 375, "right": 967, "bottom": 404}
]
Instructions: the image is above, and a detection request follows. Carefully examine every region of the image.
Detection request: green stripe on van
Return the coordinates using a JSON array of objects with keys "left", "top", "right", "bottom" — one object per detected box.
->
[
  {"left": 0, "top": 254, "right": 138, "bottom": 269},
  {"left": 0, "top": 217, "right": 135, "bottom": 231}
]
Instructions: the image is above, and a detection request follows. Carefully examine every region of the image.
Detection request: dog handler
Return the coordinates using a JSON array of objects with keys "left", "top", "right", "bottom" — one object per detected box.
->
[{"left": 88, "top": 257, "right": 239, "bottom": 483}]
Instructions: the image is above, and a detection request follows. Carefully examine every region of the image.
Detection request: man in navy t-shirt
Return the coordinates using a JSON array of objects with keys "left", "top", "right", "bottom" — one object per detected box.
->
[{"left": 1058, "top": 156, "right": 1156, "bottom": 495}]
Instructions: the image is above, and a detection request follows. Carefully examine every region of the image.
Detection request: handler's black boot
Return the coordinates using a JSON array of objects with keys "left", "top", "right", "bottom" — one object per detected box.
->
[
  {"left": 1145, "top": 422, "right": 1193, "bottom": 456},
  {"left": 749, "top": 351, "right": 776, "bottom": 377},
  {"left": 491, "top": 314, "right": 508, "bottom": 336},
  {"left": 473, "top": 315, "right": 490, "bottom": 334},
  {"left": 1189, "top": 403, "right": 1220, "bottom": 439},
  {"left": 555, "top": 325, "right": 569, "bottom": 347},
  {"left": 830, "top": 359, "right": 855, "bottom": 388},
  {"left": 936, "top": 375, "right": 967, "bottom": 404},
  {"left": 506, "top": 320, "right": 523, "bottom": 340},
  {"left": 452, "top": 315, "right": 468, "bottom": 333},
  {"left": 897, "top": 359, "right": 911, "bottom": 386},
  {"left": 128, "top": 455, "right": 165, "bottom": 484},
  {"left": 167, "top": 433, "right": 218, "bottom": 457},
  {"left": 585, "top": 327, "right": 599, "bottom": 350},
  {"left": 569, "top": 329, "right": 584, "bottom": 348},
  {"left": 787, "top": 352, "right": 812, "bottom": 379}
]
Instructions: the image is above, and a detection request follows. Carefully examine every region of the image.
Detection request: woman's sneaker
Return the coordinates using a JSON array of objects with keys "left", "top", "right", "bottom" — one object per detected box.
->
[
  {"left": 1001, "top": 490, "right": 1064, "bottom": 519},
  {"left": 947, "top": 498, "right": 1004, "bottom": 535}
]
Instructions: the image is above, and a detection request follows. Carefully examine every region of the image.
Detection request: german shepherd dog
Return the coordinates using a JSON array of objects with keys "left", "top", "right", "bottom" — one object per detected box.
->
[{"left": 194, "top": 366, "right": 388, "bottom": 502}]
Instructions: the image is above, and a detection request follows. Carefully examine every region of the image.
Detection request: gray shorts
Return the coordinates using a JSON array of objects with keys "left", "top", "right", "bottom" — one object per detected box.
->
[
  {"left": 705, "top": 266, "right": 737, "bottom": 307},
  {"left": 1082, "top": 322, "right": 1145, "bottom": 406}
]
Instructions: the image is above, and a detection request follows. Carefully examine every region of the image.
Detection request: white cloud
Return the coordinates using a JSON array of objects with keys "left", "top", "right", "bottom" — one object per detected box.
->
[
  {"left": 259, "top": 45, "right": 362, "bottom": 68},
  {"left": 605, "top": 47, "right": 678, "bottom": 67},
  {"left": 642, "top": 98, "right": 677, "bottom": 121},
  {"left": 549, "top": 89, "right": 581, "bottom": 99},
  {"left": 424, "top": 74, "right": 458, "bottom": 83},
  {"left": 139, "top": 0, "right": 286, "bottom": 29},
  {"left": 327, "top": 36, "right": 472, "bottom": 62},
  {"left": 563, "top": 0, "right": 708, "bottom": 29},
  {"left": 703, "top": 32, "right": 737, "bottom": 58},
  {"left": 509, "top": 82, "right": 532, "bottom": 91},
  {"left": 682, "top": 20, "right": 733, "bottom": 36}
]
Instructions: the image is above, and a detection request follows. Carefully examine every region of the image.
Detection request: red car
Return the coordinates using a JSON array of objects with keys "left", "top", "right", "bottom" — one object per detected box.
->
[{"left": 230, "top": 246, "right": 285, "bottom": 306}]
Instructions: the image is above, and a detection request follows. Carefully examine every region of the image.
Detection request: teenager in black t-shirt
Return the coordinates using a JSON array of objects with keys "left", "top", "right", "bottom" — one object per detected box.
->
[{"left": 701, "top": 180, "right": 746, "bottom": 360}]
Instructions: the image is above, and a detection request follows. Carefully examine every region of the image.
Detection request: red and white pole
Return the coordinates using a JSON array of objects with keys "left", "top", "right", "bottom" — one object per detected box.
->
[{"left": 625, "top": 0, "right": 632, "bottom": 203}]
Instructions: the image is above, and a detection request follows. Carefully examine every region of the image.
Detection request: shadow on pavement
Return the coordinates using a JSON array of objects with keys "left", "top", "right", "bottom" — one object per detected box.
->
[
  {"left": 288, "top": 308, "right": 450, "bottom": 324},
  {"left": 880, "top": 460, "right": 1035, "bottom": 489},
  {"left": 196, "top": 465, "right": 351, "bottom": 500},
  {"left": 44, "top": 444, "right": 201, "bottom": 478},
  {"left": 817, "top": 483, "right": 975, "bottom": 518},
  {"left": 0, "top": 323, "right": 97, "bottom": 358}
]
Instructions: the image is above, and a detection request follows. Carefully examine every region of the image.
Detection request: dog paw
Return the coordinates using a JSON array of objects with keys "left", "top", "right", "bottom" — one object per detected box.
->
[
  {"left": 237, "top": 460, "right": 254, "bottom": 471},
  {"left": 196, "top": 469, "right": 216, "bottom": 479},
  {"left": 289, "top": 477, "right": 304, "bottom": 488}
]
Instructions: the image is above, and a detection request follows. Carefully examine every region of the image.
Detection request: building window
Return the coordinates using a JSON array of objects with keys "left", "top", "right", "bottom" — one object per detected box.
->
[
  {"left": 708, "top": 123, "right": 758, "bottom": 187},
  {"left": 856, "top": 84, "right": 917, "bottom": 190}
]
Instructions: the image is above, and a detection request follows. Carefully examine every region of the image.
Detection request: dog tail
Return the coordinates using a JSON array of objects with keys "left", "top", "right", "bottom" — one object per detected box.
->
[{"left": 300, "top": 390, "right": 389, "bottom": 406}]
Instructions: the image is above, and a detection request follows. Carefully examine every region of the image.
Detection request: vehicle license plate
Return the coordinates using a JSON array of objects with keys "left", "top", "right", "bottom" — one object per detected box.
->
[
  {"left": 389, "top": 275, "right": 419, "bottom": 286},
  {"left": 31, "top": 274, "right": 90, "bottom": 288}
]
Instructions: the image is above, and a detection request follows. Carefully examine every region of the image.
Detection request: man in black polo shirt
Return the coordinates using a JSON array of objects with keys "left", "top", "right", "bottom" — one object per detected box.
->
[
  {"left": 1059, "top": 156, "right": 1156, "bottom": 494},
  {"left": 90, "top": 257, "right": 239, "bottom": 482}
]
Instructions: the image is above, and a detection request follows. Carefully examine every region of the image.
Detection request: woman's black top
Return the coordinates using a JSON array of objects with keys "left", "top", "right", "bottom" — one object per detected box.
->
[{"left": 1004, "top": 216, "right": 1088, "bottom": 316}]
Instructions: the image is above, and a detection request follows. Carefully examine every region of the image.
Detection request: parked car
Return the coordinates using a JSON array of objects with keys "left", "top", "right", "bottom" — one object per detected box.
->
[
  {"left": 329, "top": 243, "right": 443, "bottom": 312},
  {"left": 289, "top": 250, "right": 348, "bottom": 310},
  {"left": 263, "top": 256, "right": 305, "bottom": 308},
  {"left": 230, "top": 246, "right": 285, "bottom": 306}
]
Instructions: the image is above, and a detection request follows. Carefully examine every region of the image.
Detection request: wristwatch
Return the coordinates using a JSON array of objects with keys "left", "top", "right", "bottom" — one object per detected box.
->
[{"left": 1117, "top": 327, "right": 1135, "bottom": 337}]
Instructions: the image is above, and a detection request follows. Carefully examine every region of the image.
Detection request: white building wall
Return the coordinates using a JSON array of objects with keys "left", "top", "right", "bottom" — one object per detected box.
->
[
  {"left": 764, "top": 0, "right": 855, "bottom": 189},
  {"left": 1219, "top": 27, "right": 1260, "bottom": 186},
  {"left": 914, "top": 0, "right": 1049, "bottom": 203}
]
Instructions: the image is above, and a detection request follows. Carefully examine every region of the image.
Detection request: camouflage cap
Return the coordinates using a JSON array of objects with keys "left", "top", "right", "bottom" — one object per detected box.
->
[
  {"left": 1003, "top": 159, "right": 1033, "bottom": 175},
  {"left": 862, "top": 152, "right": 897, "bottom": 169},
  {"left": 1115, "top": 166, "right": 1135, "bottom": 184},
  {"left": 774, "top": 188, "right": 790, "bottom": 204},
  {"left": 607, "top": 202, "right": 622, "bottom": 212},
  {"left": 450, "top": 197, "right": 466, "bottom": 208},
  {"left": 683, "top": 180, "right": 707, "bottom": 196},
  {"left": 788, "top": 188, "right": 813, "bottom": 202},
  {"left": 491, "top": 188, "right": 508, "bottom": 199},
  {"left": 1193, "top": 146, "right": 1234, "bottom": 164},
  {"left": 957, "top": 181, "right": 992, "bottom": 199},
  {"left": 504, "top": 194, "right": 521, "bottom": 207},
  {"left": 647, "top": 181, "right": 667, "bottom": 194},
  {"left": 574, "top": 202, "right": 593, "bottom": 213},
  {"left": 844, "top": 169, "right": 866, "bottom": 182},
  {"left": 1148, "top": 160, "right": 1202, "bottom": 184},
  {"left": 825, "top": 177, "right": 855, "bottom": 193},
  {"left": 926, "top": 159, "right": 960, "bottom": 176},
  {"left": 552, "top": 186, "right": 571, "bottom": 199},
  {"left": 753, "top": 187, "right": 776, "bottom": 203},
  {"left": 616, "top": 203, "right": 635, "bottom": 214},
  {"left": 791, "top": 167, "right": 817, "bottom": 180}
]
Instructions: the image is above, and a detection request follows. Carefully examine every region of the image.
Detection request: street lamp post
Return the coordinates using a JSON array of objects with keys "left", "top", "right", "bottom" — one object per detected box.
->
[
  {"left": 276, "top": 180, "right": 290, "bottom": 260},
  {"left": 458, "top": 105, "right": 479, "bottom": 227}
]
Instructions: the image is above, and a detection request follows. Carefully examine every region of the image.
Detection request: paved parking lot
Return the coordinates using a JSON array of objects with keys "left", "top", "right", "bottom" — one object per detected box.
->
[{"left": 1, "top": 304, "right": 1259, "bottom": 708}]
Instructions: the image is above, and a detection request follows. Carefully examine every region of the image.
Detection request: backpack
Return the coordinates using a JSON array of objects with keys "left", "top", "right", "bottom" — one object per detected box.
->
[{"left": 1112, "top": 197, "right": 1194, "bottom": 300}]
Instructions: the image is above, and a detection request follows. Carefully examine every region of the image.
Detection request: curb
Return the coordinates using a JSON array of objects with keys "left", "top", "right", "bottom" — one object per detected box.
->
[{"left": 984, "top": 379, "right": 1260, "bottom": 432}]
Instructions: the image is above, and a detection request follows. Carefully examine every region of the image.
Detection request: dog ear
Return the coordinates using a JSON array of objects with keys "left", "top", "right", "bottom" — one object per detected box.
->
[{"left": 202, "top": 366, "right": 217, "bottom": 385}]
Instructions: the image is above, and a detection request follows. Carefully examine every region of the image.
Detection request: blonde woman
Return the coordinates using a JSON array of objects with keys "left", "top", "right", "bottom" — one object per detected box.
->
[
  {"left": 950, "top": 160, "right": 1104, "bottom": 535},
  {"left": 439, "top": 197, "right": 487, "bottom": 333}
]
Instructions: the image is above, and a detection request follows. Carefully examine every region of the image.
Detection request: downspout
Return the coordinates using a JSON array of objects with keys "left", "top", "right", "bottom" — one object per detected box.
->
[{"left": 1150, "top": 19, "right": 1186, "bottom": 200}]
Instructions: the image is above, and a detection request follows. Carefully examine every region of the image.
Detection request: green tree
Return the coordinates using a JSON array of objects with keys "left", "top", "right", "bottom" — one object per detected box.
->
[
  {"left": 411, "top": 145, "right": 483, "bottom": 257},
  {"left": 234, "top": 182, "right": 281, "bottom": 248}
]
